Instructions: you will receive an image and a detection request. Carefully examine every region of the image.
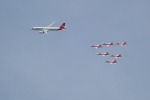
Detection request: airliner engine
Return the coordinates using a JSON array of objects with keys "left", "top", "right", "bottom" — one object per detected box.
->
[{"left": 39, "top": 31, "right": 44, "bottom": 33}]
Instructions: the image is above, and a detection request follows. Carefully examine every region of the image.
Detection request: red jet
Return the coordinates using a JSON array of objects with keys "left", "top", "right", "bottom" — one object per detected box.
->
[
  {"left": 90, "top": 45, "right": 102, "bottom": 49},
  {"left": 104, "top": 60, "right": 117, "bottom": 64},
  {"left": 109, "top": 54, "right": 122, "bottom": 58},
  {"left": 115, "top": 42, "right": 127, "bottom": 46},
  {"left": 102, "top": 42, "right": 113, "bottom": 46},
  {"left": 96, "top": 52, "right": 109, "bottom": 56}
]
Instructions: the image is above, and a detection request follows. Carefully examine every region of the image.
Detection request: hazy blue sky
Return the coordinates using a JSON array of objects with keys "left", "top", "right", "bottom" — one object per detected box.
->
[{"left": 1, "top": 0, "right": 150, "bottom": 100}]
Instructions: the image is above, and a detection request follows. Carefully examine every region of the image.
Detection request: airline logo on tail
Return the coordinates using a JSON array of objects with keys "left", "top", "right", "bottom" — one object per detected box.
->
[{"left": 58, "top": 23, "right": 66, "bottom": 30}]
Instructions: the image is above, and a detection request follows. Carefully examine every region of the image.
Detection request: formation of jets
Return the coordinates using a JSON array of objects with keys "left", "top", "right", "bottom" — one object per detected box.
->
[
  {"left": 90, "top": 42, "right": 127, "bottom": 49},
  {"left": 31, "top": 22, "right": 66, "bottom": 34},
  {"left": 31, "top": 22, "right": 127, "bottom": 64},
  {"left": 90, "top": 42, "right": 127, "bottom": 64},
  {"left": 96, "top": 52, "right": 121, "bottom": 58}
]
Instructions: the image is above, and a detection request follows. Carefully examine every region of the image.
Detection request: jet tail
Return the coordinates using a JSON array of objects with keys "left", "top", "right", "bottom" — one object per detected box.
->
[{"left": 58, "top": 23, "right": 66, "bottom": 30}]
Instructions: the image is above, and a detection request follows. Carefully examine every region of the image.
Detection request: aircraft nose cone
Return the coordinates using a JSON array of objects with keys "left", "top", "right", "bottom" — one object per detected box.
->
[{"left": 31, "top": 28, "right": 33, "bottom": 30}]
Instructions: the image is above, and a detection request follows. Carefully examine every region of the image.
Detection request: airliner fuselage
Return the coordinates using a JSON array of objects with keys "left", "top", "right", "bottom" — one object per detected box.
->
[{"left": 31, "top": 22, "right": 66, "bottom": 34}]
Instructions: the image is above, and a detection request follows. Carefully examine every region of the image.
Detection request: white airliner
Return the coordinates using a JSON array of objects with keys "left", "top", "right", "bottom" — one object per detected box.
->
[{"left": 31, "top": 22, "right": 66, "bottom": 34}]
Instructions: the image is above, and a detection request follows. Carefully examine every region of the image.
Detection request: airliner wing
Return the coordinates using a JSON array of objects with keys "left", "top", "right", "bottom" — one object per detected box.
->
[{"left": 47, "top": 21, "right": 56, "bottom": 27}]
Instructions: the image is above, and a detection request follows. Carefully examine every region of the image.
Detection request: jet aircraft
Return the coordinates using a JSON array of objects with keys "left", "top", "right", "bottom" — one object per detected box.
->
[
  {"left": 102, "top": 42, "right": 113, "bottom": 46},
  {"left": 109, "top": 54, "right": 122, "bottom": 58},
  {"left": 96, "top": 52, "right": 109, "bottom": 56},
  {"left": 114, "top": 42, "right": 127, "bottom": 46},
  {"left": 31, "top": 22, "right": 66, "bottom": 34},
  {"left": 90, "top": 45, "right": 102, "bottom": 49},
  {"left": 104, "top": 60, "right": 117, "bottom": 64}
]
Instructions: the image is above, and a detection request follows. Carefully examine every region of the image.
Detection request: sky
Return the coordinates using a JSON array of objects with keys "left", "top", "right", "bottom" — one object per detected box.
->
[{"left": 1, "top": 0, "right": 150, "bottom": 100}]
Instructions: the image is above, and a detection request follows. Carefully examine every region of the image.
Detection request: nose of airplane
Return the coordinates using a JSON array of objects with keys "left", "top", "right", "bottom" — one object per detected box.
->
[{"left": 31, "top": 28, "right": 33, "bottom": 30}]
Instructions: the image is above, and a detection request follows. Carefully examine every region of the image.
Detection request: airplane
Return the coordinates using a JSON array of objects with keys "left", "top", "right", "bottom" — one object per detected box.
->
[
  {"left": 31, "top": 22, "right": 66, "bottom": 34},
  {"left": 96, "top": 52, "right": 109, "bottom": 56},
  {"left": 109, "top": 54, "right": 122, "bottom": 58},
  {"left": 89, "top": 45, "right": 102, "bottom": 49},
  {"left": 114, "top": 42, "right": 127, "bottom": 46},
  {"left": 101, "top": 42, "right": 113, "bottom": 46},
  {"left": 104, "top": 60, "right": 117, "bottom": 64}
]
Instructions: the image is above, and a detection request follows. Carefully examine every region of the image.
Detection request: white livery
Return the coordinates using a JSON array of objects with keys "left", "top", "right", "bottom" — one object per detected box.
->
[{"left": 31, "top": 22, "right": 66, "bottom": 34}]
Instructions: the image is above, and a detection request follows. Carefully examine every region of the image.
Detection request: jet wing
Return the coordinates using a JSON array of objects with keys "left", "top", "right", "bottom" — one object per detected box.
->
[{"left": 47, "top": 21, "right": 56, "bottom": 27}]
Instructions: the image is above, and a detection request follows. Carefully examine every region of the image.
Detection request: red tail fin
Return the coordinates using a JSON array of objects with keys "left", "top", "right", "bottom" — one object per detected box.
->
[{"left": 58, "top": 23, "right": 66, "bottom": 30}]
